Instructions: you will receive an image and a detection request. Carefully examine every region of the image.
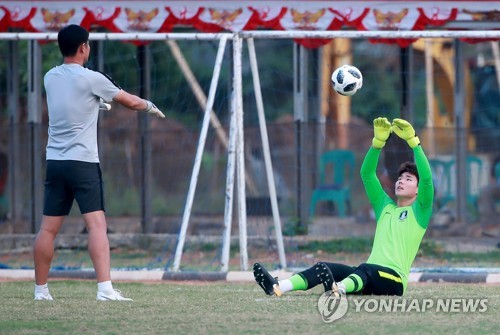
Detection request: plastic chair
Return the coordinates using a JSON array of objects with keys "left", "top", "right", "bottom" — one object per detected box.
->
[
  {"left": 495, "top": 160, "right": 500, "bottom": 181},
  {"left": 429, "top": 155, "right": 483, "bottom": 210},
  {"left": 465, "top": 155, "right": 483, "bottom": 210},
  {"left": 309, "top": 150, "right": 355, "bottom": 218},
  {"left": 0, "top": 157, "right": 7, "bottom": 221},
  {"left": 495, "top": 160, "right": 500, "bottom": 206},
  {"left": 428, "top": 158, "right": 454, "bottom": 209}
]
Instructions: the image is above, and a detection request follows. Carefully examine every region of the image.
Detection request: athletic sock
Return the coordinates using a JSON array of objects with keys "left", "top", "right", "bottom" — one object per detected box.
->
[
  {"left": 35, "top": 283, "right": 49, "bottom": 294},
  {"left": 341, "top": 274, "right": 363, "bottom": 293},
  {"left": 97, "top": 280, "right": 113, "bottom": 292},
  {"left": 277, "top": 279, "right": 293, "bottom": 293},
  {"left": 287, "top": 274, "right": 308, "bottom": 291}
]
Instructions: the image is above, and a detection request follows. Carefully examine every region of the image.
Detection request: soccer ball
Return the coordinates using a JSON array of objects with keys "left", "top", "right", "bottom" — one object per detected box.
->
[{"left": 331, "top": 65, "right": 363, "bottom": 96}]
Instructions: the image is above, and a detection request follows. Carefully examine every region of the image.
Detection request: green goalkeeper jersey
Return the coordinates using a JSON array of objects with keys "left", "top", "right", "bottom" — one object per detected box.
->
[{"left": 361, "top": 146, "right": 434, "bottom": 292}]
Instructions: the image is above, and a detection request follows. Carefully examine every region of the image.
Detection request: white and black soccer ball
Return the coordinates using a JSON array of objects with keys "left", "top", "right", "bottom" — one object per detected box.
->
[{"left": 331, "top": 65, "right": 363, "bottom": 96}]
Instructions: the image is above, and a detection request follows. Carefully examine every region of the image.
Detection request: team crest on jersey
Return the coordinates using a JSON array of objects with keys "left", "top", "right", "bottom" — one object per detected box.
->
[{"left": 399, "top": 210, "right": 408, "bottom": 220}]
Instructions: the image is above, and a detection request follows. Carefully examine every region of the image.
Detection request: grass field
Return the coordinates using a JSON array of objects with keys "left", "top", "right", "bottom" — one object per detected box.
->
[
  {"left": 0, "top": 280, "right": 498, "bottom": 335},
  {"left": 2, "top": 237, "right": 499, "bottom": 271}
]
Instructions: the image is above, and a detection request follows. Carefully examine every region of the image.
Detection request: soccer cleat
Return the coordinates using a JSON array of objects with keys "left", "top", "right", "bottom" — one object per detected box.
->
[
  {"left": 96, "top": 289, "right": 133, "bottom": 301},
  {"left": 34, "top": 292, "right": 53, "bottom": 301},
  {"left": 253, "top": 263, "right": 282, "bottom": 297},
  {"left": 315, "top": 262, "right": 346, "bottom": 297},
  {"left": 315, "top": 262, "right": 336, "bottom": 293}
]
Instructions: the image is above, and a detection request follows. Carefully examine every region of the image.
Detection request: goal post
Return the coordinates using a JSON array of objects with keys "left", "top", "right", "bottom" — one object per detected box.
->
[
  {"left": 247, "top": 37, "right": 287, "bottom": 270},
  {"left": 172, "top": 35, "right": 229, "bottom": 272}
]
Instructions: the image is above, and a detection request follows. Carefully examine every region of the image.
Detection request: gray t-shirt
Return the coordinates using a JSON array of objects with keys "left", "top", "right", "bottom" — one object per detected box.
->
[{"left": 44, "top": 63, "right": 121, "bottom": 162}]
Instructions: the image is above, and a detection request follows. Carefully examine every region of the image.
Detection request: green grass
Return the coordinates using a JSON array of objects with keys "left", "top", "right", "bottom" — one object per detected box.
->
[
  {"left": 298, "top": 237, "right": 375, "bottom": 253},
  {"left": 298, "top": 238, "right": 446, "bottom": 255},
  {"left": 0, "top": 281, "right": 498, "bottom": 334},
  {"left": 2, "top": 236, "right": 500, "bottom": 270},
  {"left": 294, "top": 238, "right": 500, "bottom": 266},
  {"left": 0, "top": 248, "right": 168, "bottom": 270}
]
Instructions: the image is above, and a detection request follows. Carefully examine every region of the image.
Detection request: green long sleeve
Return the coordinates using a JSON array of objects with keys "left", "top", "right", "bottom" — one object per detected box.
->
[{"left": 361, "top": 145, "right": 434, "bottom": 293}]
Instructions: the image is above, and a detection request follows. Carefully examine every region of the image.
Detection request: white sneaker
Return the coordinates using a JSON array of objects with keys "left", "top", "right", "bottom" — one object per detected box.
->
[
  {"left": 34, "top": 292, "right": 53, "bottom": 301},
  {"left": 96, "top": 289, "right": 133, "bottom": 301}
]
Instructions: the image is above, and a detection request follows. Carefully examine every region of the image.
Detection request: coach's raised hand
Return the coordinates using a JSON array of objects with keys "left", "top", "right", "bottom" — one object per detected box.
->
[
  {"left": 392, "top": 118, "right": 420, "bottom": 148},
  {"left": 143, "top": 100, "right": 165, "bottom": 118},
  {"left": 372, "top": 117, "right": 392, "bottom": 149}
]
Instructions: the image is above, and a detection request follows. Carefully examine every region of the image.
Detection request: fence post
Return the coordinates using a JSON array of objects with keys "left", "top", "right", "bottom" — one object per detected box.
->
[
  {"left": 454, "top": 39, "right": 468, "bottom": 223},
  {"left": 27, "top": 40, "right": 43, "bottom": 233},
  {"left": 138, "top": 45, "right": 153, "bottom": 233}
]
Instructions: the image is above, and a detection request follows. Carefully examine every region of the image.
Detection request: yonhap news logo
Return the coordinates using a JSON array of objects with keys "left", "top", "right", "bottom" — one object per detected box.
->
[
  {"left": 350, "top": 297, "right": 488, "bottom": 313},
  {"left": 317, "top": 291, "right": 349, "bottom": 323},
  {"left": 317, "top": 295, "right": 488, "bottom": 323}
]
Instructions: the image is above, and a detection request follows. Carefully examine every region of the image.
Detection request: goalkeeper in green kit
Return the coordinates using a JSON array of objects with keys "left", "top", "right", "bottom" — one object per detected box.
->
[{"left": 254, "top": 117, "right": 434, "bottom": 297}]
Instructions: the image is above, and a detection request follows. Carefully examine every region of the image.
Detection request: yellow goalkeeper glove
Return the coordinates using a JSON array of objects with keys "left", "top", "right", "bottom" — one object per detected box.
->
[
  {"left": 372, "top": 117, "right": 392, "bottom": 149},
  {"left": 392, "top": 118, "right": 420, "bottom": 148}
]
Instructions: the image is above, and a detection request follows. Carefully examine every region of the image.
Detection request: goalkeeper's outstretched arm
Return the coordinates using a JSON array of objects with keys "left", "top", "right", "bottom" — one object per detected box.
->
[
  {"left": 413, "top": 145, "right": 434, "bottom": 209},
  {"left": 112, "top": 90, "right": 165, "bottom": 118},
  {"left": 391, "top": 118, "right": 434, "bottom": 208},
  {"left": 361, "top": 117, "right": 394, "bottom": 218}
]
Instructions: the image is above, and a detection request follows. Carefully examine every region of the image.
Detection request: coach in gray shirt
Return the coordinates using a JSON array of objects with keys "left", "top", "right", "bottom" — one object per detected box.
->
[{"left": 33, "top": 24, "right": 165, "bottom": 301}]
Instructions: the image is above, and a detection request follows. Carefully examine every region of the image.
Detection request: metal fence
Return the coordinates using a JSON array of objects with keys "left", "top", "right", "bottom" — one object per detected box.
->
[
  {"left": 0, "top": 120, "right": 498, "bottom": 237},
  {"left": 0, "top": 36, "right": 499, "bottom": 240}
]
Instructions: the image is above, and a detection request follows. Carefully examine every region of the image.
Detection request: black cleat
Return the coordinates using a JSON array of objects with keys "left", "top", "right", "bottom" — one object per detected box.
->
[
  {"left": 315, "top": 262, "right": 345, "bottom": 297},
  {"left": 253, "top": 263, "right": 282, "bottom": 296},
  {"left": 315, "top": 262, "right": 335, "bottom": 293}
]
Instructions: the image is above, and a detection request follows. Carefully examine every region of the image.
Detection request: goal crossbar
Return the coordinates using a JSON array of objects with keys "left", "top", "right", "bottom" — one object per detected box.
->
[{"left": 1, "top": 30, "right": 499, "bottom": 41}]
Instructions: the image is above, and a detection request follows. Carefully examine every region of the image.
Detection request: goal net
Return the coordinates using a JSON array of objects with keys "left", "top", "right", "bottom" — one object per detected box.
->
[{"left": 0, "top": 30, "right": 499, "bottom": 273}]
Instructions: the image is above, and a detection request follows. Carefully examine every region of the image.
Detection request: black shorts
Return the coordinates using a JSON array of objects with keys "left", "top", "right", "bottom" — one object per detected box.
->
[
  {"left": 323, "top": 262, "right": 404, "bottom": 296},
  {"left": 43, "top": 160, "right": 105, "bottom": 216}
]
